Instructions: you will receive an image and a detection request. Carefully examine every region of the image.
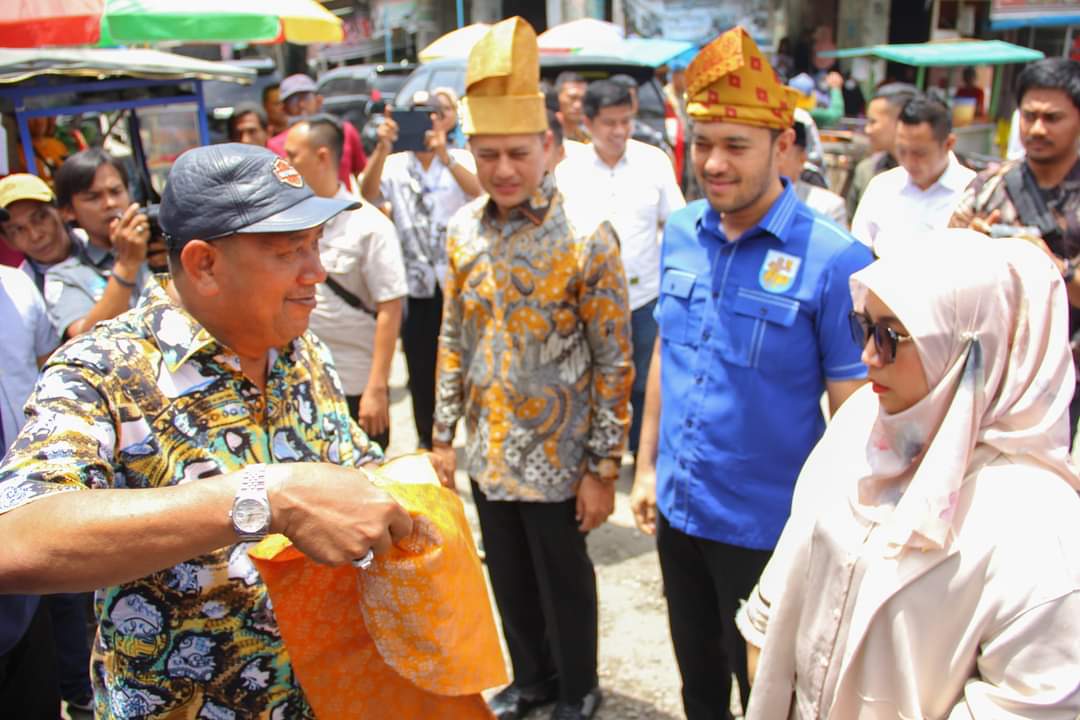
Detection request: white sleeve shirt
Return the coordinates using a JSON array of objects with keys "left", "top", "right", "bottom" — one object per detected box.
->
[
  {"left": 850, "top": 152, "right": 976, "bottom": 252},
  {"left": 308, "top": 186, "right": 408, "bottom": 395},
  {"left": 0, "top": 266, "right": 59, "bottom": 448},
  {"left": 555, "top": 139, "right": 685, "bottom": 310}
]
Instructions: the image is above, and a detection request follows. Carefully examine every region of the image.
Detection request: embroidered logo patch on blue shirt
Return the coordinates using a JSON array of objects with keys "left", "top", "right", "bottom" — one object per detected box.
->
[{"left": 758, "top": 249, "right": 801, "bottom": 293}]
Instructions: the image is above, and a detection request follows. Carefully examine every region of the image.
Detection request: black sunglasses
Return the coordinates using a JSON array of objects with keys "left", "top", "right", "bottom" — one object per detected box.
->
[{"left": 849, "top": 310, "right": 910, "bottom": 364}]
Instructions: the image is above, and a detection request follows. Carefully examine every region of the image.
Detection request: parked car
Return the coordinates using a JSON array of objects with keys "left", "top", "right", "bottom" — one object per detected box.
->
[
  {"left": 201, "top": 56, "right": 281, "bottom": 144},
  {"left": 317, "top": 62, "right": 415, "bottom": 130},
  {"left": 367, "top": 55, "right": 684, "bottom": 180}
]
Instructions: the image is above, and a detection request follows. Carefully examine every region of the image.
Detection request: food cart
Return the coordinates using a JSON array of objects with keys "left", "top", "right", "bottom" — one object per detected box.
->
[{"left": 0, "top": 48, "right": 254, "bottom": 194}]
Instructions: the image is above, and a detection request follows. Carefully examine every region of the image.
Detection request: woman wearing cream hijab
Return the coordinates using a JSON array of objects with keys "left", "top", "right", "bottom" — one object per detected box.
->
[{"left": 739, "top": 230, "right": 1080, "bottom": 718}]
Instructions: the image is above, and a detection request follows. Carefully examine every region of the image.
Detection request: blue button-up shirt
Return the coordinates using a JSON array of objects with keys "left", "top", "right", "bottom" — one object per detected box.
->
[{"left": 656, "top": 184, "right": 873, "bottom": 549}]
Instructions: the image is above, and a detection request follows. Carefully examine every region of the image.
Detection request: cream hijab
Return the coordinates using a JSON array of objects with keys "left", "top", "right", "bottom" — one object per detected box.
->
[{"left": 849, "top": 230, "right": 1080, "bottom": 554}]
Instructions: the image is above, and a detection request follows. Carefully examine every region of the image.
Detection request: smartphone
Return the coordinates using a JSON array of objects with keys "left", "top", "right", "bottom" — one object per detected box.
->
[{"left": 392, "top": 109, "right": 434, "bottom": 153}]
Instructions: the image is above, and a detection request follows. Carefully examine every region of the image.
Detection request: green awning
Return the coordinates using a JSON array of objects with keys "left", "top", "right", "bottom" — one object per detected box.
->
[{"left": 819, "top": 40, "right": 1044, "bottom": 67}]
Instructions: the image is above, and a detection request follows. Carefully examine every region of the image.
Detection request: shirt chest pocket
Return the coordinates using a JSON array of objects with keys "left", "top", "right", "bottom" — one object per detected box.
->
[
  {"left": 721, "top": 287, "right": 800, "bottom": 369},
  {"left": 659, "top": 268, "right": 706, "bottom": 346},
  {"left": 319, "top": 244, "right": 360, "bottom": 277}
]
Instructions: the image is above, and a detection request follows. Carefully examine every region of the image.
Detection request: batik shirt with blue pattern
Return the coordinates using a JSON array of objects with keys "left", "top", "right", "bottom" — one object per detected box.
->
[{"left": 0, "top": 281, "right": 382, "bottom": 719}]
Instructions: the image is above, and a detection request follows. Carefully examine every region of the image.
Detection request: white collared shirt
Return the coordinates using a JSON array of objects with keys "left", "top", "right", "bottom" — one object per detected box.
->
[
  {"left": 308, "top": 184, "right": 407, "bottom": 395},
  {"left": 555, "top": 139, "right": 685, "bottom": 309},
  {"left": 851, "top": 152, "right": 975, "bottom": 251}
]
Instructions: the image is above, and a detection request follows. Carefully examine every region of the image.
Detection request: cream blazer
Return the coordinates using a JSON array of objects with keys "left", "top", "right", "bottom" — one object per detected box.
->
[{"left": 740, "top": 386, "right": 1080, "bottom": 719}]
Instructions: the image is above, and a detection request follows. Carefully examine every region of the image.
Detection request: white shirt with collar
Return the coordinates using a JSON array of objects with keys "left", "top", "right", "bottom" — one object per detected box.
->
[
  {"left": 308, "top": 184, "right": 408, "bottom": 396},
  {"left": 556, "top": 138, "right": 685, "bottom": 310},
  {"left": 851, "top": 152, "right": 975, "bottom": 251}
]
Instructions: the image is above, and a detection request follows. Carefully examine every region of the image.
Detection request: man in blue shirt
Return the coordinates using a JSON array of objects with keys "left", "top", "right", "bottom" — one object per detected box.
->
[{"left": 630, "top": 28, "right": 872, "bottom": 720}]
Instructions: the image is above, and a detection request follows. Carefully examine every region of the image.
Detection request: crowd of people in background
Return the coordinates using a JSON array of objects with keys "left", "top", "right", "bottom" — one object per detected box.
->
[{"left": 0, "top": 15, "right": 1079, "bottom": 720}]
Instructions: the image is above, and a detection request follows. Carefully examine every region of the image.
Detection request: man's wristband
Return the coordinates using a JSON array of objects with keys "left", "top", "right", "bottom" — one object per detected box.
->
[
  {"left": 1064, "top": 257, "right": 1076, "bottom": 284},
  {"left": 432, "top": 422, "right": 455, "bottom": 447},
  {"left": 588, "top": 457, "right": 621, "bottom": 485},
  {"left": 111, "top": 271, "right": 136, "bottom": 289}
]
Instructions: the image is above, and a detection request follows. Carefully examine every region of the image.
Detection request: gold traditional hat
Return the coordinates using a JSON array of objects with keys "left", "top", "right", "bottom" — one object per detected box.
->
[
  {"left": 461, "top": 17, "right": 547, "bottom": 135},
  {"left": 685, "top": 27, "right": 797, "bottom": 130}
]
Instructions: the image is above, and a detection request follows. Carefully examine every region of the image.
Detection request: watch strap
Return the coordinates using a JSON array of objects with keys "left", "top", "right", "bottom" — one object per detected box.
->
[{"left": 231, "top": 464, "right": 271, "bottom": 541}]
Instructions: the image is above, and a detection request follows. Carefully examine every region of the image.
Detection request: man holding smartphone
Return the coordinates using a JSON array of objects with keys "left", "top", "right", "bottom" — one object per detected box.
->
[{"left": 360, "top": 93, "right": 481, "bottom": 451}]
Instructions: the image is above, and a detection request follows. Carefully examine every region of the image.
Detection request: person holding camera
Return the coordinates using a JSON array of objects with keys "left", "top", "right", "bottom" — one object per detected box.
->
[
  {"left": 360, "top": 93, "right": 481, "bottom": 450},
  {"left": 949, "top": 58, "right": 1080, "bottom": 440},
  {"left": 50, "top": 149, "right": 158, "bottom": 340}
]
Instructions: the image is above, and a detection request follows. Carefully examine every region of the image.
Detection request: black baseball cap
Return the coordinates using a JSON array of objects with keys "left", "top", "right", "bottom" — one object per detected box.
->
[{"left": 159, "top": 143, "right": 359, "bottom": 247}]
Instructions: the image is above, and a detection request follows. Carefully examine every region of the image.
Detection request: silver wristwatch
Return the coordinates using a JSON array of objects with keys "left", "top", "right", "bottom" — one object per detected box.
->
[{"left": 230, "top": 464, "right": 271, "bottom": 542}]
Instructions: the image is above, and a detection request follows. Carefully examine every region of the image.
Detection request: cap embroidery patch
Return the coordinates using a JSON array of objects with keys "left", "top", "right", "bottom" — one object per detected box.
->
[{"left": 272, "top": 158, "right": 304, "bottom": 189}]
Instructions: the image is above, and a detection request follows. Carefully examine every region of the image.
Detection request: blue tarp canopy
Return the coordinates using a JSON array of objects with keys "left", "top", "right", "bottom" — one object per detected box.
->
[{"left": 618, "top": 38, "right": 696, "bottom": 68}]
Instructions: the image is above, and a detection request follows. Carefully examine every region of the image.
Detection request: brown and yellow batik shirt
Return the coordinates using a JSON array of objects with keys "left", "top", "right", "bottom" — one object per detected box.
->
[{"left": 434, "top": 174, "right": 633, "bottom": 502}]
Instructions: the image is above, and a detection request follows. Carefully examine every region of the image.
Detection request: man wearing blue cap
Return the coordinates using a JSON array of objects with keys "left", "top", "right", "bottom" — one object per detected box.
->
[{"left": 0, "top": 144, "right": 414, "bottom": 718}]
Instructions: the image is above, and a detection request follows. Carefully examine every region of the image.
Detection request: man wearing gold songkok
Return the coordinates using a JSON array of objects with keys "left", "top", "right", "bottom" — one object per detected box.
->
[
  {"left": 432, "top": 16, "right": 633, "bottom": 720},
  {"left": 628, "top": 26, "right": 874, "bottom": 719}
]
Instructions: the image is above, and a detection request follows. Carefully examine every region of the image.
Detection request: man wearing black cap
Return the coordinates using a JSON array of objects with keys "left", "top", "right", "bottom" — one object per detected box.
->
[{"left": 0, "top": 144, "right": 413, "bottom": 718}]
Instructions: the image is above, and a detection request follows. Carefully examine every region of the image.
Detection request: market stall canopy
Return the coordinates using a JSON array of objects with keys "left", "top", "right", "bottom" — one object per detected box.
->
[
  {"left": 538, "top": 18, "right": 624, "bottom": 54},
  {"left": 0, "top": 0, "right": 344, "bottom": 48},
  {"left": 618, "top": 38, "right": 696, "bottom": 68},
  {"left": 418, "top": 23, "right": 491, "bottom": 63},
  {"left": 0, "top": 47, "right": 256, "bottom": 85},
  {"left": 818, "top": 40, "right": 1044, "bottom": 66}
]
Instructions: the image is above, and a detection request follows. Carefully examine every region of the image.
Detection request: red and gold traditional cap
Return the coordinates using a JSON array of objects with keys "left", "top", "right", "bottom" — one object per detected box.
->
[
  {"left": 685, "top": 27, "right": 797, "bottom": 130},
  {"left": 461, "top": 17, "right": 547, "bottom": 135}
]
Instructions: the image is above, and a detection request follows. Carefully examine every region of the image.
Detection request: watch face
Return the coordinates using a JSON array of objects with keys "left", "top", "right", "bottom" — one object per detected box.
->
[{"left": 233, "top": 498, "right": 270, "bottom": 534}]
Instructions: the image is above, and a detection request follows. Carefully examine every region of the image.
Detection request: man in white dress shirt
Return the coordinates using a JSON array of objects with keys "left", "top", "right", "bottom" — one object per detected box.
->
[
  {"left": 556, "top": 79, "right": 685, "bottom": 455},
  {"left": 851, "top": 96, "right": 975, "bottom": 254}
]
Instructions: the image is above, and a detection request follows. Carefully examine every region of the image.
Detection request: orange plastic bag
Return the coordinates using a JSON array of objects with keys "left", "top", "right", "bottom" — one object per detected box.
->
[{"left": 250, "top": 455, "right": 507, "bottom": 719}]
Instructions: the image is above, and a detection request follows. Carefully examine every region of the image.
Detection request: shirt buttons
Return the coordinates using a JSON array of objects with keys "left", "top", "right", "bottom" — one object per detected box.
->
[
  {"left": 684, "top": 419, "right": 693, "bottom": 428},
  {"left": 694, "top": 375, "right": 703, "bottom": 384},
  {"left": 712, "top": 291, "right": 719, "bottom": 300},
  {"left": 702, "top": 330, "right": 711, "bottom": 341},
  {"left": 833, "top": 608, "right": 842, "bottom": 620},
  {"left": 678, "top": 458, "right": 687, "bottom": 469},
  {"left": 819, "top": 655, "right": 829, "bottom": 668}
]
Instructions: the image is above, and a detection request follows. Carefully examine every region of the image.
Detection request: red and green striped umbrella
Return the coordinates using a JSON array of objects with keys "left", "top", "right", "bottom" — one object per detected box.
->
[{"left": 0, "top": 0, "right": 343, "bottom": 48}]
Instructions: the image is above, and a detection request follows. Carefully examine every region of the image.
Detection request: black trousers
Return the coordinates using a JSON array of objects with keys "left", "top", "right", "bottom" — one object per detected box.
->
[
  {"left": 471, "top": 480, "right": 598, "bottom": 704},
  {"left": 656, "top": 513, "right": 772, "bottom": 720},
  {"left": 46, "top": 592, "right": 93, "bottom": 705},
  {"left": 400, "top": 290, "right": 443, "bottom": 450},
  {"left": 345, "top": 390, "right": 390, "bottom": 451},
  {"left": 0, "top": 600, "right": 60, "bottom": 719}
]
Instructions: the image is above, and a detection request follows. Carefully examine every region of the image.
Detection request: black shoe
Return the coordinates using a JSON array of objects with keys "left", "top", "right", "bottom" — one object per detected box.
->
[
  {"left": 550, "top": 687, "right": 602, "bottom": 720},
  {"left": 488, "top": 684, "right": 557, "bottom": 720}
]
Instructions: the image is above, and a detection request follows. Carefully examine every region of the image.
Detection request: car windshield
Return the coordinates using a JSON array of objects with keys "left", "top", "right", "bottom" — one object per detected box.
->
[
  {"left": 393, "top": 68, "right": 432, "bottom": 108},
  {"left": 373, "top": 73, "right": 410, "bottom": 96}
]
